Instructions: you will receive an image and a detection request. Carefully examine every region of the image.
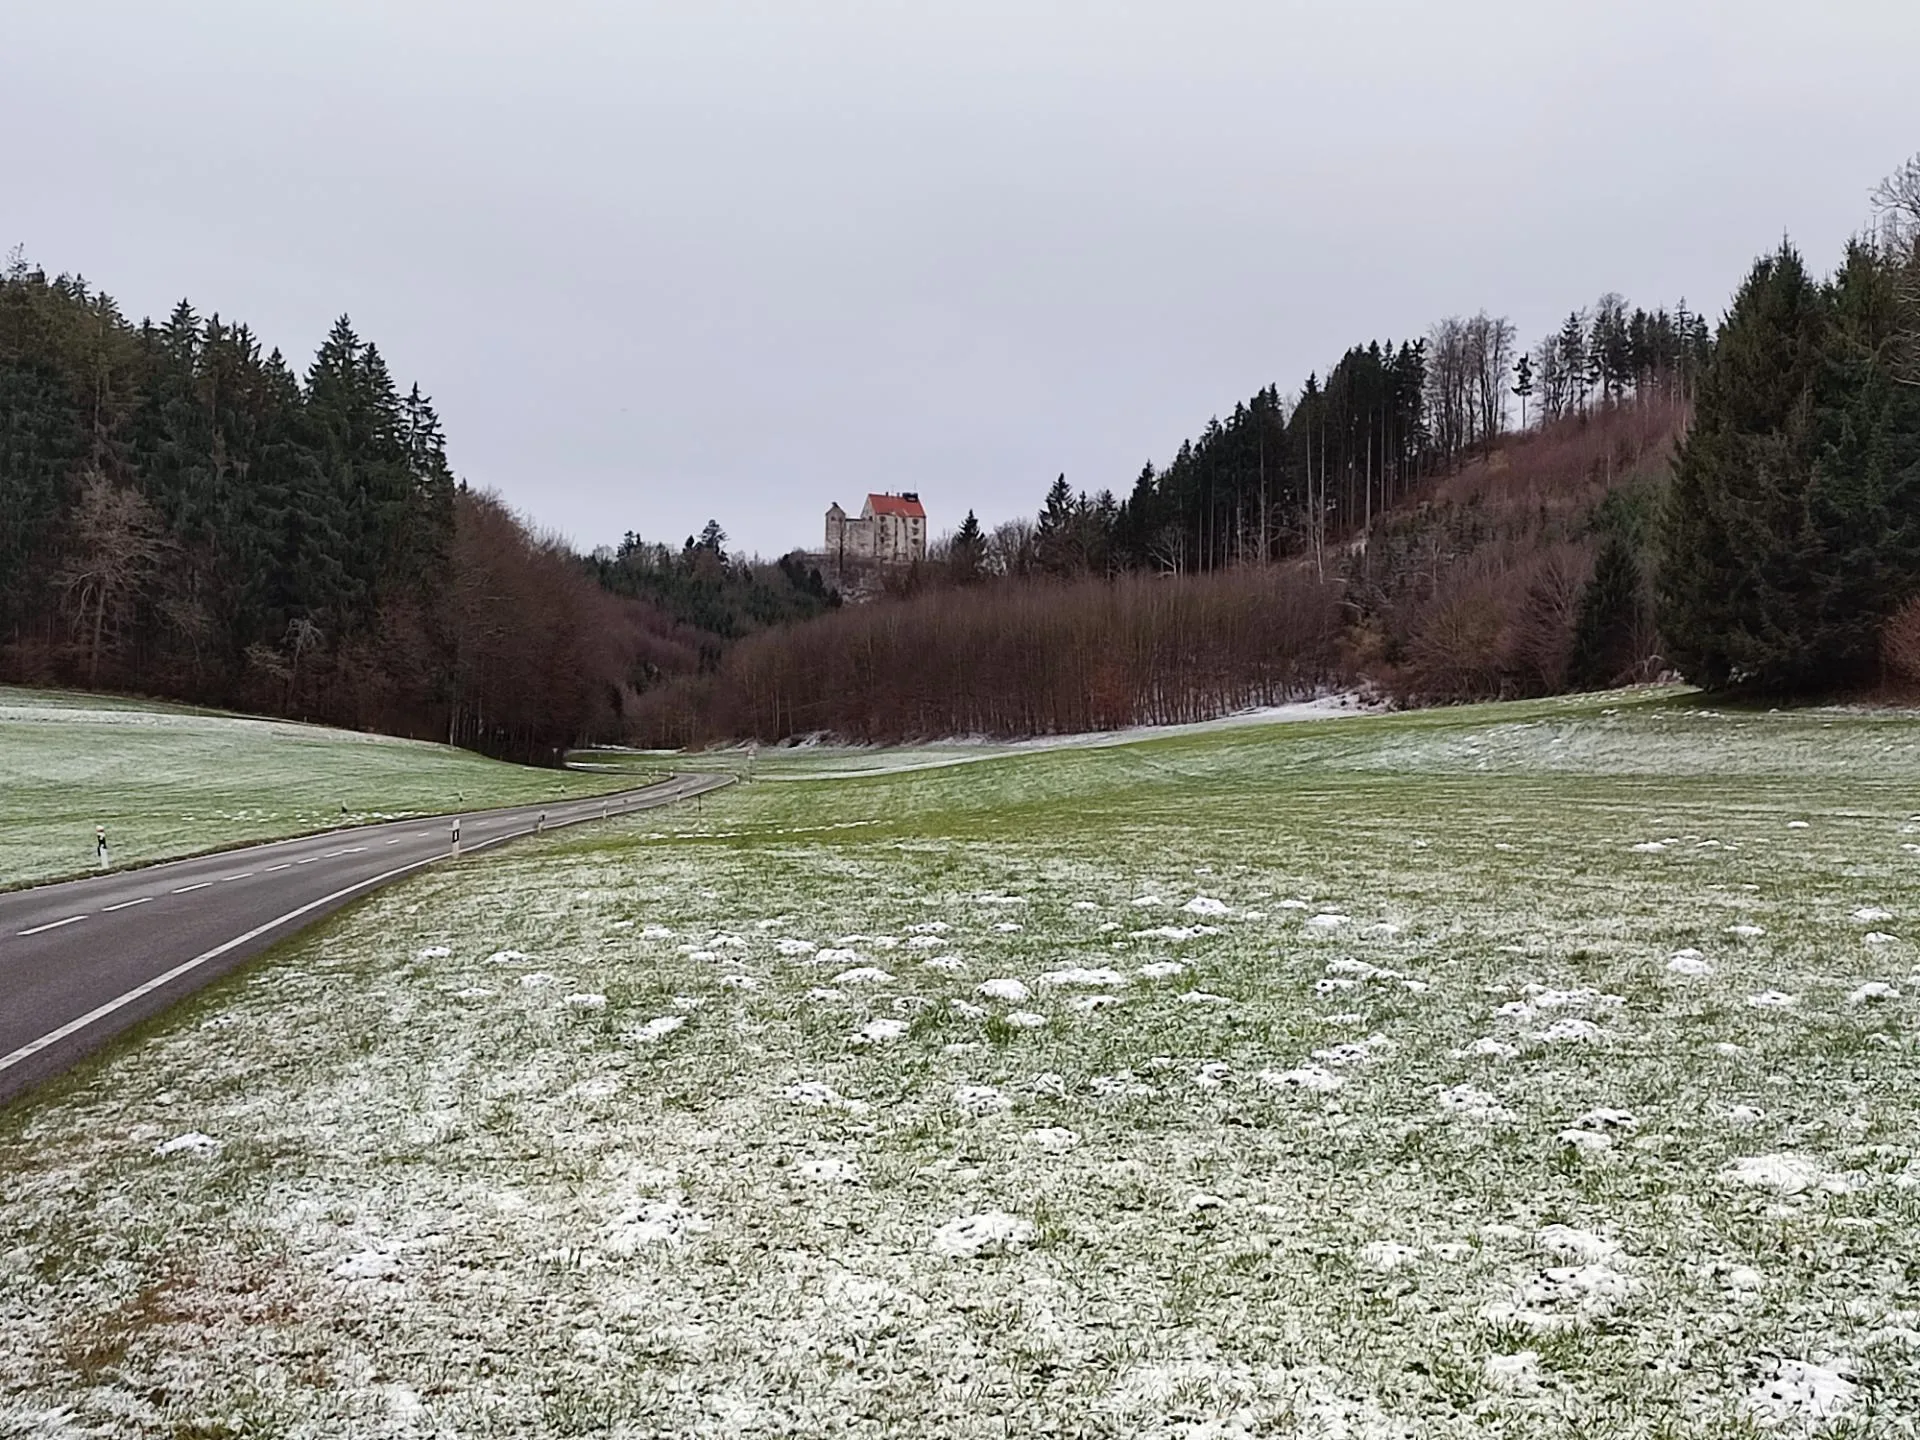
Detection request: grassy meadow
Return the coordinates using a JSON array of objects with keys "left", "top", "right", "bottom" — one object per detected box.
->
[
  {"left": 3, "top": 690, "right": 1918, "bottom": 1435},
  {"left": 0, "top": 688, "right": 640, "bottom": 889}
]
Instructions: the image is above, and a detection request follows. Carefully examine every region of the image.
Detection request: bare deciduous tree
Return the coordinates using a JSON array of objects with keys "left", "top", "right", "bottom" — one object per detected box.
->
[
  {"left": 1873, "top": 153, "right": 1920, "bottom": 386},
  {"left": 986, "top": 518, "right": 1036, "bottom": 579},
  {"left": 58, "top": 472, "right": 170, "bottom": 686}
]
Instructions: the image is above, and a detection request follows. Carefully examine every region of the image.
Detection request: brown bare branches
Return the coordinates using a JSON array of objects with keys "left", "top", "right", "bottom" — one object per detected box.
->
[{"left": 630, "top": 568, "right": 1345, "bottom": 746}]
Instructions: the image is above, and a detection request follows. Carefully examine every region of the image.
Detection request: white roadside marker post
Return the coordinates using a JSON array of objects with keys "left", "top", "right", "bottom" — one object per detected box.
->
[
  {"left": 451, "top": 817, "right": 462, "bottom": 858},
  {"left": 537, "top": 811, "right": 546, "bottom": 834},
  {"left": 95, "top": 825, "right": 109, "bottom": 869}
]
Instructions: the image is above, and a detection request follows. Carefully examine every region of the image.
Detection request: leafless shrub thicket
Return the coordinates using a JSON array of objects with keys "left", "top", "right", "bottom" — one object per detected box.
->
[
  {"left": 1356, "top": 396, "right": 1687, "bottom": 703},
  {"left": 1882, "top": 597, "right": 1920, "bottom": 689},
  {"left": 629, "top": 567, "right": 1345, "bottom": 746}
]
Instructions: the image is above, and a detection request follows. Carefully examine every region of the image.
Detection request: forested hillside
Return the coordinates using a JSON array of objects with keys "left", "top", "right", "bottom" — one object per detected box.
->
[
  {"left": 633, "top": 155, "right": 1918, "bottom": 745},
  {"left": 8, "top": 154, "right": 1914, "bottom": 755},
  {"left": 0, "top": 257, "right": 830, "bottom": 760},
  {"left": 1660, "top": 162, "right": 1920, "bottom": 693},
  {"left": 627, "top": 294, "right": 1709, "bottom": 744}
]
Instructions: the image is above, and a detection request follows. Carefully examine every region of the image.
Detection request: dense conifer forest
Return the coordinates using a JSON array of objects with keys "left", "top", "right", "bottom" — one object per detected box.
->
[
  {"left": 6, "top": 155, "right": 1916, "bottom": 754},
  {"left": 0, "top": 256, "right": 830, "bottom": 760}
]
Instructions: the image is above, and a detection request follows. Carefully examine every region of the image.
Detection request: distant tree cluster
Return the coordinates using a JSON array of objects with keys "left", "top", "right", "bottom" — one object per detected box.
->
[
  {"left": 1529, "top": 297, "right": 1713, "bottom": 425},
  {"left": 943, "top": 293, "right": 1706, "bottom": 596},
  {"left": 590, "top": 522, "right": 838, "bottom": 674},
  {"left": 1659, "top": 156, "right": 1920, "bottom": 692}
]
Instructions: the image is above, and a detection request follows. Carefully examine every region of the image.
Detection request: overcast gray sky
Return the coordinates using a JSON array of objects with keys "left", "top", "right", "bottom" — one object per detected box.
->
[{"left": 6, "top": 1, "right": 1915, "bottom": 557}]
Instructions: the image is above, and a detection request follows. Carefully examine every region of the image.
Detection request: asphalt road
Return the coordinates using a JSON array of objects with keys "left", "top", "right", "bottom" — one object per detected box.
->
[{"left": 0, "top": 773, "right": 732, "bottom": 1106}]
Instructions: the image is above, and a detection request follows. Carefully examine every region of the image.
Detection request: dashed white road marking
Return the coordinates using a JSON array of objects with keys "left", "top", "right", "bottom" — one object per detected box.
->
[
  {"left": 385, "top": 838, "right": 402, "bottom": 845},
  {"left": 18, "top": 915, "right": 88, "bottom": 937},
  {"left": 0, "top": 778, "right": 729, "bottom": 1078},
  {"left": 226, "top": 872, "right": 253, "bottom": 881},
  {"left": 102, "top": 897, "right": 151, "bottom": 913},
  {"left": 0, "top": 855, "right": 442, "bottom": 1078},
  {"left": 171, "top": 882, "right": 211, "bottom": 895}
]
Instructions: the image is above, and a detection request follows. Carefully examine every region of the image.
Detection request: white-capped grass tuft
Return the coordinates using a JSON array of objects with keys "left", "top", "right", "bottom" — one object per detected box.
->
[
  {"left": 976, "top": 977, "right": 1032, "bottom": 1003},
  {"left": 929, "top": 1211, "right": 1034, "bottom": 1259}
]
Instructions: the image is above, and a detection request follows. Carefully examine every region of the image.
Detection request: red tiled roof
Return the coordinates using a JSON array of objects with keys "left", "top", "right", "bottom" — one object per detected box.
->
[{"left": 866, "top": 493, "right": 926, "bottom": 519}]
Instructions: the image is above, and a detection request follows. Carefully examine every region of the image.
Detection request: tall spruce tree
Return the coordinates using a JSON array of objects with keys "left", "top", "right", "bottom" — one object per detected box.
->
[
  {"left": 1034, "top": 474, "right": 1077, "bottom": 576},
  {"left": 950, "top": 509, "right": 987, "bottom": 584},
  {"left": 1568, "top": 532, "right": 1647, "bottom": 689},
  {"left": 1658, "top": 245, "right": 1827, "bottom": 687},
  {"left": 1657, "top": 241, "right": 1920, "bottom": 690},
  {"left": 1800, "top": 243, "right": 1920, "bottom": 677}
]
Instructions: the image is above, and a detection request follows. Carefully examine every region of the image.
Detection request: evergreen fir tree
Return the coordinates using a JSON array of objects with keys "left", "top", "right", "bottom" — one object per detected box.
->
[
  {"left": 1557, "top": 313, "right": 1588, "bottom": 413},
  {"left": 1568, "top": 532, "right": 1646, "bottom": 689},
  {"left": 950, "top": 509, "right": 986, "bottom": 584},
  {"left": 1657, "top": 244, "right": 1832, "bottom": 688},
  {"left": 1034, "top": 474, "right": 1077, "bottom": 576},
  {"left": 1797, "top": 243, "right": 1920, "bottom": 679},
  {"left": 1511, "top": 353, "right": 1534, "bottom": 430}
]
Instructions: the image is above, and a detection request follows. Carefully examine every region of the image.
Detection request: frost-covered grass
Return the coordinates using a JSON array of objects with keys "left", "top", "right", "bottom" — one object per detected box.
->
[
  {"left": 0, "top": 687, "right": 636, "bottom": 888},
  {"left": 573, "top": 693, "right": 1379, "bottom": 782},
  {"left": 6, "top": 690, "right": 1920, "bottom": 1435}
]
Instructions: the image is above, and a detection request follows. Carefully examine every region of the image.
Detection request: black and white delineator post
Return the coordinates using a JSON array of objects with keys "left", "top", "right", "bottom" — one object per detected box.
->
[
  {"left": 536, "top": 811, "right": 546, "bottom": 834},
  {"left": 95, "top": 825, "right": 109, "bottom": 867},
  {"left": 450, "top": 816, "right": 462, "bottom": 857}
]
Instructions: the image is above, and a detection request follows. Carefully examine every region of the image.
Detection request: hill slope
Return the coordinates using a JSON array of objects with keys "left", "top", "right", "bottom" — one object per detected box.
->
[{"left": 0, "top": 688, "right": 638, "bottom": 888}]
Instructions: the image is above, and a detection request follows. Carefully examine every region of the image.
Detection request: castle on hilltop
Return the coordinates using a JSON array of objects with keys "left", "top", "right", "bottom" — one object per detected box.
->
[{"left": 824, "top": 493, "right": 927, "bottom": 568}]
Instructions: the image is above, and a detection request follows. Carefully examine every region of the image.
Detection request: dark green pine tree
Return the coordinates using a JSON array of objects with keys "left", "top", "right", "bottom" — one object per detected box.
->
[
  {"left": 304, "top": 318, "right": 412, "bottom": 631},
  {"left": 397, "top": 382, "right": 456, "bottom": 593},
  {"left": 1657, "top": 244, "right": 1831, "bottom": 688},
  {"left": 1088, "top": 488, "right": 1119, "bottom": 576},
  {"left": 1034, "top": 474, "right": 1077, "bottom": 576},
  {"left": 0, "top": 358, "right": 84, "bottom": 630},
  {"left": 950, "top": 509, "right": 987, "bottom": 584},
  {"left": 1567, "top": 532, "right": 1647, "bottom": 689},
  {"left": 1797, "top": 243, "right": 1920, "bottom": 679},
  {"left": 1557, "top": 313, "right": 1588, "bottom": 412},
  {"left": 259, "top": 345, "right": 346, "bottom": 637}
]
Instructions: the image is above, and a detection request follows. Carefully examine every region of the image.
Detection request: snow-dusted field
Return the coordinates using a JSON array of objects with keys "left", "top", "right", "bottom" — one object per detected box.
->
[
  {"left": 593, "top": 691, "right": 1381, "bottom": 783},
  {"left": 0, "top": 688, "right": 634, "bottom": 888},
  {"left": 4, "top": 692, "right": 1920, "bottom": 1435}
]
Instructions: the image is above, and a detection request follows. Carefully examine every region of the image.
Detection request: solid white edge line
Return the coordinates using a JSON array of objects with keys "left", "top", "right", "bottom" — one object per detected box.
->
[
  {"left": 102, "top": 897, "right": 152, "bottom": 913},
  {"left": 0, "top": 854, "right": 441, "bottom": 1076},
  {"left": 17, "top": 915, "right": 88, "bottom": 937},
  {"left": 0, "top": 775, "right": 728, "bottom": 1077}
]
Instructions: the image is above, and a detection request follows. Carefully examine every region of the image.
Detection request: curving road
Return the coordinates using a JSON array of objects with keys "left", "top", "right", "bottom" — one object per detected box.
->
[{"left": 0, "top": 774, "right": 732, "bottom": 1106}]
